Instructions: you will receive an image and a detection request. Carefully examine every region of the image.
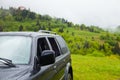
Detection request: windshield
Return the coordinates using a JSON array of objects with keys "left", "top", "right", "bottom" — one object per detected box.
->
[{"left": 0, "top": 36, "right": 32, "bottom": 64}]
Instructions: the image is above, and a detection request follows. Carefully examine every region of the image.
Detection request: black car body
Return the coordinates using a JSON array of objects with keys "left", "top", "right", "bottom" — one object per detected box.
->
[{"left": 0, "top": 31, "right": 73, "bottom": 80}]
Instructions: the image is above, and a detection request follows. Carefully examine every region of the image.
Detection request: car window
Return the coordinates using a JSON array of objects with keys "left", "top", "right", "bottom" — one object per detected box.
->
[
  {"left": 48, "top": 37, "right": 60, "bottom": 57},
  {"left": 37, "top": 37, "right": 50, "bottom": 57},
  {"left": 56, "top": 36, "right": 69, "bottom": 54}
]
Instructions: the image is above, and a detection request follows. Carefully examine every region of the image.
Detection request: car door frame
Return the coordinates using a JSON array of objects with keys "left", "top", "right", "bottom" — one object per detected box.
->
[
  {"left": 32, "top": 36, "right": 57, "bottom": 80},
  {"left": 46, "top": 36, "right": 67, "bottom": 80}
]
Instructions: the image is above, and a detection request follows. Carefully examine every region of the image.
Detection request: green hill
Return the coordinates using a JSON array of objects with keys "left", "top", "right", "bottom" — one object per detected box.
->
[{"left": 0, "top": 7, "right": 120, "bottom": 56}]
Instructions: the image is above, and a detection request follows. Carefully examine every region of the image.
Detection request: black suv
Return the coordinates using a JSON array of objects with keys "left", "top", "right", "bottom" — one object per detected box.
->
[{"left": 0, "top": 31, "right": 73, "bottom": 80}]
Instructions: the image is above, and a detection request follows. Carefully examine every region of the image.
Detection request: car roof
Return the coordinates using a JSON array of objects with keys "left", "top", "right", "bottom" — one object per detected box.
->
[{"left": 0, "top": 32, "right": 59, "bottom": 37}]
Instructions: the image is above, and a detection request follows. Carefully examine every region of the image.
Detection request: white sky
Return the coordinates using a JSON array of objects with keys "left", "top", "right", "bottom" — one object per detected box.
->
[{"left": 1, "top": 0, "right": 120, "bottom": 28}]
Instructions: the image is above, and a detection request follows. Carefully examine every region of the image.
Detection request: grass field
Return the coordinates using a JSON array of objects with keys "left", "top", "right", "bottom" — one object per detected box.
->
[{"left": 71, "top": 54, "right": 120, "bottom": 80}]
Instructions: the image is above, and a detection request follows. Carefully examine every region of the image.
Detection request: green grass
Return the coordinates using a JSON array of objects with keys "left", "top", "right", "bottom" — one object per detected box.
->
[{"left": 71, "top": 54, "right": 120, "bottom": 80}]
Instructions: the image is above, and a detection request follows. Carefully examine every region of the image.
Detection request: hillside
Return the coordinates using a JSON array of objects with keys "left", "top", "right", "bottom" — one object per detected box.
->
[{"left": 0, "top": 7, "right": 120, "bottom": 56}]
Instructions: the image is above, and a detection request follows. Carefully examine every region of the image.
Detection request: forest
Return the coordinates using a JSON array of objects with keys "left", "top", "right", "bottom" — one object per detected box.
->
[{"left": 0, "top": 7, "right": 120, "bottom": 57}]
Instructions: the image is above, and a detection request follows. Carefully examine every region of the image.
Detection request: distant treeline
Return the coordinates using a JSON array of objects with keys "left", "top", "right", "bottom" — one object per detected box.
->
[{"left": 0, "top": 7, "right": 104, "bottom": 32}]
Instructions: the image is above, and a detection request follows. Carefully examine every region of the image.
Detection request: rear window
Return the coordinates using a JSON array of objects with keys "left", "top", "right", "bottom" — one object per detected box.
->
[{"left": 56, "top": 36, "right": 69, "bottom": 54}]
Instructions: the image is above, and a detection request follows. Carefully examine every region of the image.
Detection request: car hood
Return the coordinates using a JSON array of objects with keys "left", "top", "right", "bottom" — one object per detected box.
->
[{"left": 0, "top": 65, "right": 31, "bottom": 80}]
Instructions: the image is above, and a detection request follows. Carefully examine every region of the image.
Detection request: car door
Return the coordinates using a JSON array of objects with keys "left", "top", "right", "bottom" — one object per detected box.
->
[
  {"left": 47, "top": 37, "right": 67, "bottom": 80},
  {"left": 55, "top": 36, "right": 71, "bottom": 79},
  {"left": 33, "top": 37, "right": 57, "bottom": 80}
]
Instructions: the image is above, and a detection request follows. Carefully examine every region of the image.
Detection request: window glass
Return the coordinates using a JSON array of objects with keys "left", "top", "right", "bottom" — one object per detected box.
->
[
  {"left": 48, "top": 37, "right": 60, "bottom": 57},
  {"left": 56, "top": 36, "right": 69, "bottom": 54},
  {"left": 0, "top": 36, "right": 32, "bottom": 64},
  {"left": 37, "top": 38, "right": 50, "bottom": 57}
]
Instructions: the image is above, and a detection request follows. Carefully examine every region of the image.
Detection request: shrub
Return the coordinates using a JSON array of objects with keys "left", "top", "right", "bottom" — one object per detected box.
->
[{"left": 87, "top": 50, "right": 105, "bottom": 57}]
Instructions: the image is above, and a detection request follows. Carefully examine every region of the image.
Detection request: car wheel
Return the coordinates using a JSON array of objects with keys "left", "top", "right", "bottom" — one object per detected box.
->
[{"left": 67, "top": 73, "right": 72, "bottom": 80}]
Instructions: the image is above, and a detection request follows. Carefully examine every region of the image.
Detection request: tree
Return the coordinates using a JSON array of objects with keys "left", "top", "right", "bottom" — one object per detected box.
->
[
  {"left": 67, "top": 22, "right": 73, "bottom": 27},
  {"left": 116, "top": 36, "right": 120, "bottom": 41},
  {"left": 58, "top": 27, "right": 64, "bottom": 33},
  {"left": 36, "top": 20, "right": 40, "bottom": 26},
  {"left": 61, "top": 18, "right": 66, "bottom": 23},
  {"left": 0, "top": 25, "right": 3, "bottom": 32},
  {"left": 83, "top": 41, "right": 90, "bottom": 49},
  {"left": 21, "top": 10, "right": 29, "bottom": 19},
  {"left": 42, "top": 15, "right": 52, "bottom": 21},
  {"left": 89, "top": 26, "right": 94, "bottom": 32},
  {"left": 19, "top": 25, "right": 23, "bottom": 31},
  {"left": 76, "top": 43, "right": 80, "bottom": 49},
  {"left": 28, "top": 12, "right": 36, "bottom": 20},
  {"left": 48, "top": 26, "right": 52, "bottom": 31},
  {"left": 102, "top": 43, "right": 112, "bottom": 55},
  {"left": 9, "top": 7, "right": 16, "bottom": 16},
  {"left": 38, "top": 14, "right": 42, "bottom": 19},
  {"left": 80, "top": 24, "right": 86, "bottom": 30},
  {"left": 0, "top": 11, "right": 7, "bottom": 20},
  {"left": 72, "top": 32, "right": 74, "bottom": 36},
  {"left": 112, "top": 42, "right": 120, "bottom": 55},
  {"left": 40, "top": 26, "right": 46, "bottom": 30},
  {"left": 66, "top": 30, "right": 69, "bottom": 33}
]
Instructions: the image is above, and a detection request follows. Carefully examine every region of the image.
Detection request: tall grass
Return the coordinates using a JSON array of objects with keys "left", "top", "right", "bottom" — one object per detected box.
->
[{"left": 71, "top": 54, "right": 120, "bottom": 80}]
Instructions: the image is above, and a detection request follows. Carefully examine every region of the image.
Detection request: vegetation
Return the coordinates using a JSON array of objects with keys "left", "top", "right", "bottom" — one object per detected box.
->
[
  {"left": 0, "top": 7, "right": 120, "bottom": 56},
  {"left": 72, "top": 54, "right": 120, "bottom": 80}
]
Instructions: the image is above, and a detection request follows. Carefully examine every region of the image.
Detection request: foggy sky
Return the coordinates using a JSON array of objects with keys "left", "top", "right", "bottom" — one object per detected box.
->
[{"left": 1, "top": 0, "right": 120, "bottom": 29}]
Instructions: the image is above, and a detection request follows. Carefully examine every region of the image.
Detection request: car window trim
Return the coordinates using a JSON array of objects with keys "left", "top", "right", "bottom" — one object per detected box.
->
[{"left": 47, "top": 37, "right": 62, "bottom": 57}]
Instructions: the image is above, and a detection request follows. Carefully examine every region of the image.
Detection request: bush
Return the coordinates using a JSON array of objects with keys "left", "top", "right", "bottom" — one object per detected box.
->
[{"left": 87, "top": 50, "right": 105, "bottom": 57}]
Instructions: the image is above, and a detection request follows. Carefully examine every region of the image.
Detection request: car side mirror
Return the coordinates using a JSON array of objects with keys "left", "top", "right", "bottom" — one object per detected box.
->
[{"left": 40, "top": 50, "right": 55, "bottom": 66}]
